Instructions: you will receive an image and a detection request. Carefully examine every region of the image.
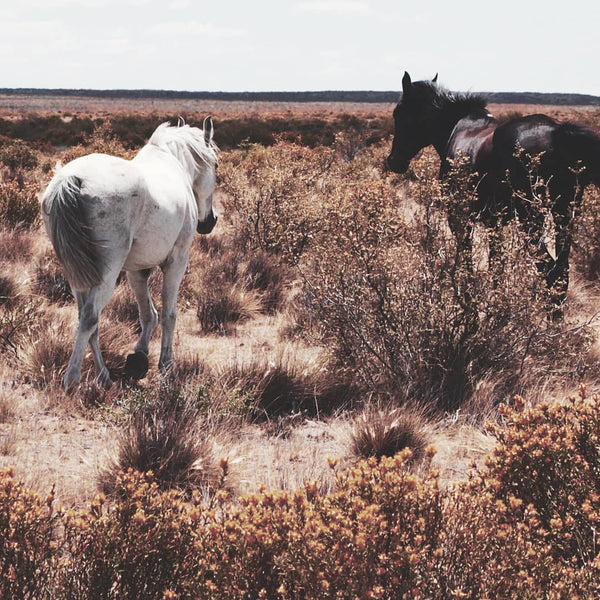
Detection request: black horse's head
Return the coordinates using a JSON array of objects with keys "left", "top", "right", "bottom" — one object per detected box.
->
[{"left": 387, "top": 71, "right": 441, "bottom": 173}]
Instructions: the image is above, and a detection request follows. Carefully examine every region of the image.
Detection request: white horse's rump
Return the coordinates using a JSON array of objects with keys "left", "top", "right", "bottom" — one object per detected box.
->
[{"left": 41, "top": 118, "right": 218, "bottom": 390}]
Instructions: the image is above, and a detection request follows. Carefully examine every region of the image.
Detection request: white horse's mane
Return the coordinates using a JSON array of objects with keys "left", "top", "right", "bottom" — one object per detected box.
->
[{"left": 148, "top": 122, "right": 218, "bottom": 182}]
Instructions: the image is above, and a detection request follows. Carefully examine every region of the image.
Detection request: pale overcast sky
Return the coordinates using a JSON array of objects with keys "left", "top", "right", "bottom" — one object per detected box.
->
[{"left": 2, "top": 0, "right": 599, "bottom": 95}]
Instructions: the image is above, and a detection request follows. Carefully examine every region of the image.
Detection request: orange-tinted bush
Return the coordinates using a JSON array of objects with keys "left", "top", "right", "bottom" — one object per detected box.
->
[
  {"left": 0, "top": 468, "right": 57, "bottom": 599},
  {"left": 4, "top": 394, "right": 600, "bottom": 599}
]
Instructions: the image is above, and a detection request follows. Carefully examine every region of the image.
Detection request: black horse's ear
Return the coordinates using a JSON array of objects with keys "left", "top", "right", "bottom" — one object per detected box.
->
[
  {"left": 432, "top": 73, "right": 438, "bottom": 83},
  {"left": 402, "top": 71, "right": 412, "bottom": 94}
]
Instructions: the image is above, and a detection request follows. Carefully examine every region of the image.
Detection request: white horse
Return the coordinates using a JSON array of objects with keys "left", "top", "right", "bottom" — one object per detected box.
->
[{"left": 41, "top": 118, "right": 218, "bottom": 390}]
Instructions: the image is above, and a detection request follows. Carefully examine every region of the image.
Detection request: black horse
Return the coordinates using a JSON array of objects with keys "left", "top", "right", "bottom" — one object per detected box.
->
[{"left": 387, "top": 72, "right": 600, "bottom": 314}]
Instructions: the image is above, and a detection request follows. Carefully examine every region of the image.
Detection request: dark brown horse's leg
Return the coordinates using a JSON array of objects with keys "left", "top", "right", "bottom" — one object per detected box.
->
[
  {"left": 448, "top": 213, "right": 479, "bottom": 333},
  {"left": 548, "top": 202, "right": 576, "bottom": 320},
  {"left": 545, "top": 180, "right": 580, "bottom": 320}
]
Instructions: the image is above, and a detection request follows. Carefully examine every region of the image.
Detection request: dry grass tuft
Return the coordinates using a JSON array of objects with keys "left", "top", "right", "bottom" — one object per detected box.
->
[
  {"left": 0, "top": 276, "right": 17, "bottom": 307},
  {"left": 22, "top": 312, "right": 73, "bottom": 388},
  {"left": 210, "top": 352, "right": 358, "bottom": 421},
  {"left": 101, "top": 381, "right": 221, "bottom": 496},
  {"left": 0, "top": 228, "right": 35, "bottom": 263},
  {"left": 350, "top": 404, "right": 430, "bottom": 463},
  {"left": 197, "top": 282, "right": 263, "bottom": 334},
  {"left": 33, "top": 258, "right": 72, "bottom": 304}
]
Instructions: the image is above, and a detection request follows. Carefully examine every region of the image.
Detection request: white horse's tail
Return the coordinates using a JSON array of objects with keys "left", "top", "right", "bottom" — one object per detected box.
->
[{"left": 42, "top": 173, "right": 104, "bottom": 290}]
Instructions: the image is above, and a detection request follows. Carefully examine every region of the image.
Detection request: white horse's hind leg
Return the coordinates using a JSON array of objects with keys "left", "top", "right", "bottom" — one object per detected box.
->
[
  {"left": 124, "top": 269, "right": 159, "bottom": 379},
  {"left": 64, "top": 289, "right": 100, "bottom": 390},
  {"left": 74, "top": 291, "right": 112, "bottom": 389},
  {"left": 89, "top": 326, "right": 112, "bottom": 389},
  {"left": 158, "top": 254, "right": 189, "bottom": 373},
  {"left": 64, "top": 273, "right": 119, "bottom": 390}
]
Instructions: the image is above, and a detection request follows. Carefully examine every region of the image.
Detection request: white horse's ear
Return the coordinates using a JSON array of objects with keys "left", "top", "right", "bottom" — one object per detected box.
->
[{"left": 203, "top": 116, "right": 214, "bottom": 145}]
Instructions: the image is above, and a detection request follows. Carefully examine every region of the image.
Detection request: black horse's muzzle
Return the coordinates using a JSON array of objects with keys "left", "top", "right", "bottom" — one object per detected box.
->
[{"left": 197, "top": 211, "right": 218, "bottom": 234}]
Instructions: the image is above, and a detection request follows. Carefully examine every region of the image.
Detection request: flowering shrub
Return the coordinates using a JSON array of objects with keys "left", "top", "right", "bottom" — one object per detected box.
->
[
  {"left": 0, "top": 468, "right": 57, "bottom": 599},
  {"left": 480, "top": 390, "right": 600, "bottom": 566},
  {"left": 56, "top": 470, "right": 206, "bottom": 600},
  {"left": 5, "top": 391, "right": 600, "bottom": 599}
]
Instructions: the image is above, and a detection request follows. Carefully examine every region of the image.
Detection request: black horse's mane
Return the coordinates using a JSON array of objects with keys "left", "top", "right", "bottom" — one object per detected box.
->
[{"left": 430, "top": 83, "right": 488, "bottom": 116}]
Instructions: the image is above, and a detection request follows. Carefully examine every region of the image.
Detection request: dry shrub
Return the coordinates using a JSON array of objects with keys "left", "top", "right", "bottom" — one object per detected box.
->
[
  {"left": 0, "top": 296, "right": 40, "bottom": 358},
  {"left": 188, "top": 231, "right": 292, "bottom": 333},
  {"left": 438, "top": 390, "right": 600, "bottom": 598},
  {"left": 5, "top": 391, "right": 600, "bottom": 598},
  {"left": 0, "top": 228, "right": 35, "bottom": 263},
  {"left": 22, "top": 314, "right": 73, "bottom": 388},
  {"left": 211, "top": 353, "right": 357, "bottom": 420},
  {"left": 0, "top": 139, "right": 39, "bottom": 175},
  {"left": 197, "top": 282, "right": 263, "bottom": 334},
  {"left": 299, "top": 150, "right": 595, "bottom": 411},
  {"left": 33, "top": 257, "right": 72, "bottom": 304},
  {"left": 350, "top": 404, "right": 430, "bottom": 462},
  {"left": 574, "top": 186, "right": 600, "bottom": 280},
  {"left": 0, "top": 391, "right": 14, "bottom": 424},
  {"left": 60, "top": 120, "right": 134, "bottom": 164},
  {"left": 0, "top": 178, "right": 41, "bottom": 229},
  {"left": 0, "top": 276, "right": 16, "bottom": 306},
  {"left": 101, "top": 382, "right": 221, "bottom": 496},
  {"left": 58, "top": 470, "right": 221, "bottom": 600},
  {"left": 479, "top": 390, "right": 600, "bottom": 566},
  {"left": 240, "top": 249, "right": 290, "bottom": 313},
  {"left": 218, "top": 142, "right": 332, "bottom": 259}
]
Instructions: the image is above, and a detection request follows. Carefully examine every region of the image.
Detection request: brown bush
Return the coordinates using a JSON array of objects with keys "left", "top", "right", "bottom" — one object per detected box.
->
[
  {"left": 0, "top": 139, "right": 39, "bottom": 176},
  {"left": 296, "top": 149, "right": 595, "bottom": 411},
  {"left": 0, "top": 178, "right": 41, "bottom": 229},
  {"left": 4, "top": 391, "right": 600, "bottom": 598},
  {"left": 196, "top": 282, "right": 263, "bottom": 334}
]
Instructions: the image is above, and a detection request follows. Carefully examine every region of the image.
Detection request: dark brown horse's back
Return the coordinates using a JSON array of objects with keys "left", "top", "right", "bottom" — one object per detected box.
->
[{"left": 492, "top": 114, "right": 558, "bottom": 159}]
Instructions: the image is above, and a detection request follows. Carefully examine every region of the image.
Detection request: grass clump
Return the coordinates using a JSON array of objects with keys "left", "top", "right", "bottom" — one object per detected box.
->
[
  {"left": 349, "top": 404, "right": 430, "bottom": 462},
  {"left": 101, "top": 382, "right": 221, "bottom": 496}
]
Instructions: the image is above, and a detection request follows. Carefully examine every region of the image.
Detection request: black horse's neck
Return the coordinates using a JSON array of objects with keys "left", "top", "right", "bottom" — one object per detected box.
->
[{"left": 430, "top": 92, "right": 490, "bottom": 158}]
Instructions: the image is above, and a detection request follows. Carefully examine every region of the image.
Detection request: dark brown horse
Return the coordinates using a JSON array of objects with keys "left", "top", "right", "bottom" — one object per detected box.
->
[{"left": 387, "top": 72, "right": 600, "bottom": 315}]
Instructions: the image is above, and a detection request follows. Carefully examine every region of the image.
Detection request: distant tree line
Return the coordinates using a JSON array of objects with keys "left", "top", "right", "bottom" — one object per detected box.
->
[{"left": 1, "top": 89, "right": 600, "bottom": 105}]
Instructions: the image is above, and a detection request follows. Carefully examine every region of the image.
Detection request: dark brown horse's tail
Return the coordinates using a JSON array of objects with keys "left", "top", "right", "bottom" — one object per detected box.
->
[
  {"left": 552, "top": 123, "right": 600, "bottom": 187},
  {"left": 41, "top": 173, "right": 104, "bottom": 290}
]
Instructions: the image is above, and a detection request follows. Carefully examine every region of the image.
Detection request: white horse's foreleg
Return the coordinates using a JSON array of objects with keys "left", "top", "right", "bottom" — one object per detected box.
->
[
  {"left": 127, "top": 269, "right": 159, "bottom": 355},
  {"left": 124, "top": 269, "right": 159, "bottom": 379},
  {"left": 158, "top": 255, "right": 189, "bottom": 372}
]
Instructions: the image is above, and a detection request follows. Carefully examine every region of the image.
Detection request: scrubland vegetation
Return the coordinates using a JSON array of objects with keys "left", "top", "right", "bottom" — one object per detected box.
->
[{"left": 1, "top": 102, "right": 600, "bottom": 597}]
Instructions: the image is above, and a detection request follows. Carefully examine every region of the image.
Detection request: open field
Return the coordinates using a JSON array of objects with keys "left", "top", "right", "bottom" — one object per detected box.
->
[
  {"left": 0, "top": 98, "right": 599, "bottom": 504},
  {"left": 2, "top": 97, "right": 600, "bottom": 597}
]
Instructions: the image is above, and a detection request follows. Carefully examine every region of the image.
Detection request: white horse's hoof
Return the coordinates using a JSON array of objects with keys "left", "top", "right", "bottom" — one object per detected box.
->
[
  {"left": 97, "top": 370, "right": 114, "bottom": 390},
  {"left": 63, "top": 371, "right": 81, "bottom": 392},
  {"left": 124, "top": 351, "right": 149, "bottom": 380}
]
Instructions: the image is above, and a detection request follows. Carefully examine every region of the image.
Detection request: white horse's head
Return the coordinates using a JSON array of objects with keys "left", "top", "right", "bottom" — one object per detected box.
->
[
  {"left": 148, "top": 118, "right": 219, "bottom": 234},
  {"left": 195, "top": 116, "right": 218, "bottom": 234}
]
